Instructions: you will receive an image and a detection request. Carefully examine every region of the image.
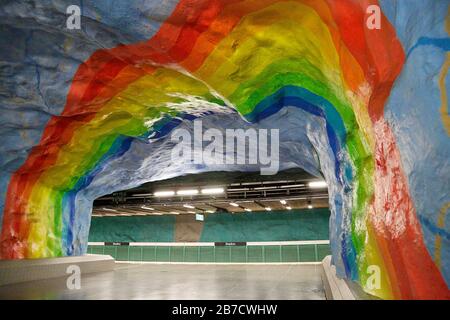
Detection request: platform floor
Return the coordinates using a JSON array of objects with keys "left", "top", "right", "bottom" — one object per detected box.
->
[{"left": 0, "top": 263, "right": 325, "bottom": 300}]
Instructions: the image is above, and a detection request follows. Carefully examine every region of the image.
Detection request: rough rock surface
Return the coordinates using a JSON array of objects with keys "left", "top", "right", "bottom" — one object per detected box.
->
[{"left": 0, "top": 0, "right": 448, "bottom": 299}]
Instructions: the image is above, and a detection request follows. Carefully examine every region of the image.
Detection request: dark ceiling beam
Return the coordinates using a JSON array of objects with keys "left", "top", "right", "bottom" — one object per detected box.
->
[
  {"left": 204, "top": 203, "right": 231, "bottom": 213},
  {"left": 253, "top": 200, "right": 267, "bottom": 210}
]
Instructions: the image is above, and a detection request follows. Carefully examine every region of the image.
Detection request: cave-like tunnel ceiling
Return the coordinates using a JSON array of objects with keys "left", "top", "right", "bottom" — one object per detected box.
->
[{"left": 0, "top": 0, "right": 449, "bottom": 300}]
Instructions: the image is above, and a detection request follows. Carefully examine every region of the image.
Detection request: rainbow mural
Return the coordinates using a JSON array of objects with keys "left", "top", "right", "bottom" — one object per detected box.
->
[{"left": 0, "top": 0, "right": 449, "bottom": 300}]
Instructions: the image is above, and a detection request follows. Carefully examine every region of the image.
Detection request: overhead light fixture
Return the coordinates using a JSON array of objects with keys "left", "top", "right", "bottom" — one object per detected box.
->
[
  {"left": 280, "top": 184, "right": 304, "bottom": 188},
  {"left": 169, "top": 211, "right": 180, "bottom": 215},
  {"left": 206, "top": 210, "right": 215, "bottom": 213},
  {"left": 226, "top": 188, "right": 248, "bottom": 192},
  {"left": 141, "top": 206, "right": 154, "bottom": 211},
  {"left": 254, "top": 186, "right": 277, "bottom": 190},
  {"left": 154, "top": 190, "right": 175, "bottom": 197},
  {"left": 102, "top": 208, "right": 117, "bottom": 212},
  {"left": 201, "top": 187, "right": 224, "bottom": 195},
  {"left": 280, "top": 200, "right": 287, "bottom": 205},
  {"left": 244, "top": 208, "right": 252, "bottom": 212},
  {"left": 183, "top": 204, "right": 195, "bottom": 209},
  {"left": 265, "top": 207, "right": 272, "bottom": 211},
  {"left": 229, "top": 202, "right": 239, "bottom": 207},
  {"left": 308, "top": 181, "right": 327, "bottom": 188},
  {"left": 187, "top": 211, "right": 196, "bottom": 214},
  {"left": 286, "top": 206, "right": 292, "bottom": 210},
  {"left": 308, "top": 204, "right": 313, "bottom": 209},
  {"left": 177, "top": 189, "right": 199, "bottom": 196}
]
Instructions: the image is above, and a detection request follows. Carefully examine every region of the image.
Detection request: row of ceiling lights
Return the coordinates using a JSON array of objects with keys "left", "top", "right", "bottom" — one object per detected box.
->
[
  {"left": 154, "top": 187, "right": 225, "bottom": 197},
  {"left": 98, "top": 181, "right": 327, "bottom": 216},
  {"left": 152, "top": 181, "right": 327, "bottom": 198},
  {"left": 100, "top": 198, "right": 314, "bottom": 216}
]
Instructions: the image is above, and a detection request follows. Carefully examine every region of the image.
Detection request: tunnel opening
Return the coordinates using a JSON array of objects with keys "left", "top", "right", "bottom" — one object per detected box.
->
[
  {"left": 86, "top": 168, "right": 333, "bottom": 300},
  {"left": 88, "top": 168, "right": 331, "bottom": 250}
]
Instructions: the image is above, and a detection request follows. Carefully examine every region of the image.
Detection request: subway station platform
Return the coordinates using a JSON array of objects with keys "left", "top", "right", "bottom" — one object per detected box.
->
[{"left": 0, "top": 263, "right": 325, "bottom": 300}]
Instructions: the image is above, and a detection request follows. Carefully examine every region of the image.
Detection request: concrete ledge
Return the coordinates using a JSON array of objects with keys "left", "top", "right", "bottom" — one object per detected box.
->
[
  {"left": 321, "top": 255, "right": 356, "bottom": 300},
  {"left": 0, "top": 254, "right": 115, "bottom": 286}
]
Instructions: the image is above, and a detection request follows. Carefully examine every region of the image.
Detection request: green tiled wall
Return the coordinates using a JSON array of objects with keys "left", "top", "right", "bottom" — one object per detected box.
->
[
  {"left": 199, "top": 209, "right": 330, "bottom": 242},
  {"left": 87, "top": 243, "right": 330, "bottom": 263},
  {"left": 89, "top": 209, "right": 331, "bottom": 243}
]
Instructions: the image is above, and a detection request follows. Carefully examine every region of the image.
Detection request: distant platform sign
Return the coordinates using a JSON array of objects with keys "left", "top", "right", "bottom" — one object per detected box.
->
[
  {"left": 105, "top": 242, "right": 130, "bottom": 246},
  {"left": 214, "top": 242, "right": 247, "bottom": 246}
]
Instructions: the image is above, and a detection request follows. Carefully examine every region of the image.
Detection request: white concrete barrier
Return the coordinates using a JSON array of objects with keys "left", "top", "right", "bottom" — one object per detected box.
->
[
  {"left": 321, "top": 255, "right": 356, "bottom": 300},
  {"left": 0, "top": 254, "right": 115, "bottom": 286}
]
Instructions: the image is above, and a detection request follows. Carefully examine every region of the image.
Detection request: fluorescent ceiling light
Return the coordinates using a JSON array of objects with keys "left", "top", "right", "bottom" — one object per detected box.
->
[
  {"left": 280, "top": 200, "right": 287, "bottom": 205},
  {"left": 308, "top": 205, "right": 313, "bottom": 209},
  {"left": 254, "top": 186, "right": 277, "bottom": 190},
  {"left": 286, "top": 206, "right": 292, "bottom": 210},
  {"left": 265, "top": 207, "right": 272, "bottom": 211},
  {"left": 177, "top": 189, "right": 199, "bottom": 196},
  {"left": 154, "top": 190, "right": 175, "bottom": 197},
  {"left": 201, "top": 187, "right": 224, "bottom": 195},
  {"left": 141, "top": 206, "right": 154, "bottom": 211},
  {"left": 226, "top": 188, "right": 248, "bottom": 192},
  {"left": 183, "top": 204, "right": 195, "bottom": 209},
  {"left": 102, "top": 208, "right": 117, "bottom": 212},
  {"left": 187, "top": 211, "right": 196, "bottom": 214},
  {"left": 280, "top": 184, "right": 304, "bottom": 188},
  {"left": 244, "top": 208, "right": 252, "bottom": 212},
  {"left": 308, "top": 181, "right": 327, "bottom": 188},
  {"left": 229, "top": 202, "right": 239, "bottom": 207},
  {"left": 169, "top": 211, "right": 180, "bottom": 215},
  {"left": 206, "top": 210, "right": 215, "bottom": 213}
]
